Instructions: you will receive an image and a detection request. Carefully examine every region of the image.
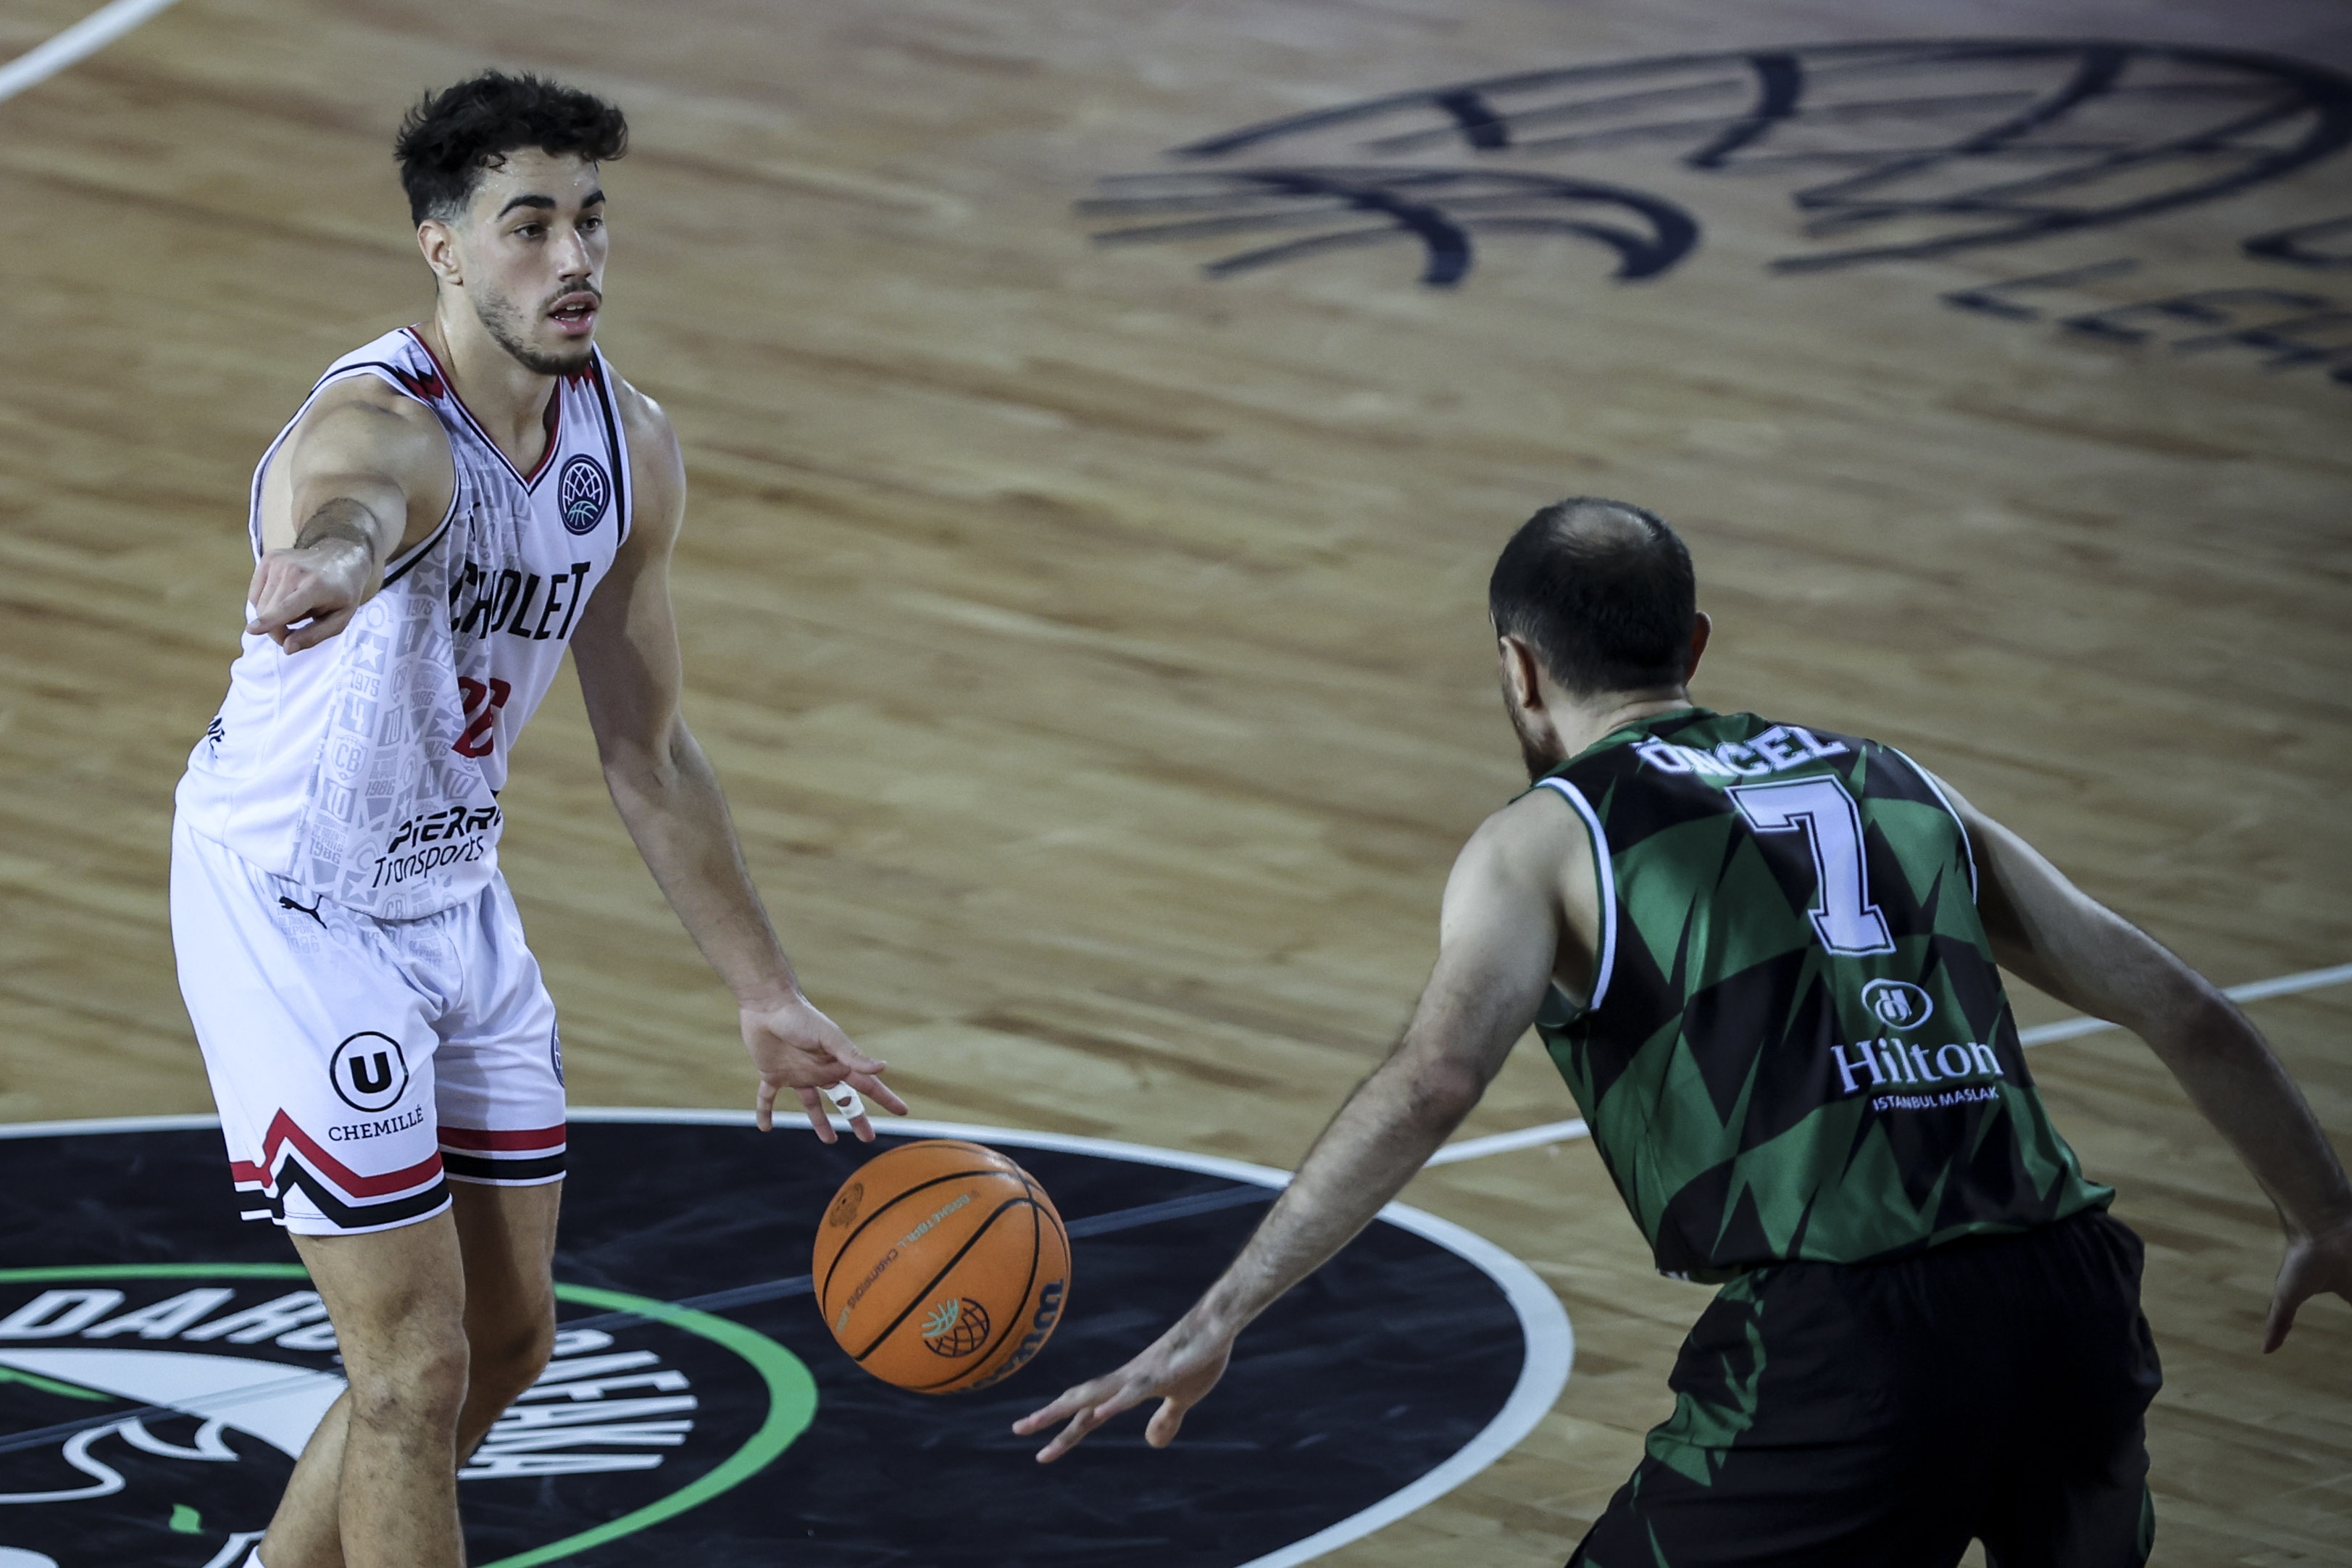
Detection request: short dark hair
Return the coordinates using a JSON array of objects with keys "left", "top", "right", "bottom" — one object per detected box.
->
[
  {"left": 1488, "top": 498, "right": 1696, "bottom": 696},
  {"left": 394, "top": 71, "right": 629, "bottom": 225}
]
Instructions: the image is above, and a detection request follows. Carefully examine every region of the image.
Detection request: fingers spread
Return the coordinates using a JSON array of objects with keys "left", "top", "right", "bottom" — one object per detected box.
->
[
  {"left": 833, "top": 1047, "right": 888, "bottom": 1077},
  {"left": 1015, "top": 1378, "right": 1115, "bottom": 1439},
  {"left": 1038, "top": 1375, "right": 1159, "bottom": 1462},
  {"left": 797, "top": 1085, "right": 838, "bottom": 1144},
  {"left": 1034, "top": 1406, "right": 1109, "bottom": 1464}
]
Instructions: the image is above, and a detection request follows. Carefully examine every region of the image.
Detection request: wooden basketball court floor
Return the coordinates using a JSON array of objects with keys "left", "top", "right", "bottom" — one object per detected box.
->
[{"left": 1, "top": 0, "right": 2347, "bottom": 1560}]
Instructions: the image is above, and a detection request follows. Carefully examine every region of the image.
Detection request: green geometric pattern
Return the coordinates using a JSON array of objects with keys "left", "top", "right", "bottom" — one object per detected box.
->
[{"left": 1530, "top": 709, "right": 2110, "bottom": 1280}]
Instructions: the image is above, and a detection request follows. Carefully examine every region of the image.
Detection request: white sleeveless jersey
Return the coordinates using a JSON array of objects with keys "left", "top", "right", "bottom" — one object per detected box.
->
[{"left": 176, "top": 327, "right": 633, "bottom": 919}]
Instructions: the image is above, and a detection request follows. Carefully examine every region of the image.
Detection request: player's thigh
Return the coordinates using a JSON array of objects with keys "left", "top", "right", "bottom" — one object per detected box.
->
[
  {"left": 171, "top": 817, "right": 451, "bottom": 1235},
  {"left": 451, "top": 1177, "right": 562, "bottom": 1357},
  {"left": 1571, "top": 1267, "right": 1975, "bottom": 1568},
  {"left": 1976, "top": 1216, "right": 2161, "bottom": 1568},
  {"left": 435, "top": 874, "right": 567, "bottom": 1368},
  {"left": 432, "top": 871, "right": 569, "bottom": 1189},
  {"left": 292, "top": 1209, "right": 469, "bottom": 1393}
]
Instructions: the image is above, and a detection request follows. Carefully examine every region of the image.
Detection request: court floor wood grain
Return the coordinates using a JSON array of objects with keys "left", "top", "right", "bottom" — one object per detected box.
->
[{"left": 1, "top": 0, "right": 2346, "bottom": 1560}]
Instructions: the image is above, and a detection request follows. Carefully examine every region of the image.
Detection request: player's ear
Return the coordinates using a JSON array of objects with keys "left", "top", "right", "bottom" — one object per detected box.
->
[
  {"left": 417, "top": 218, "right": 462, "bottom": 288},
  {"left": 1683, "top": 612, "right": 1711, "bottom": 684},
  {"left": 1498, "top": 633, "right": 1546, "bottom": 712}
]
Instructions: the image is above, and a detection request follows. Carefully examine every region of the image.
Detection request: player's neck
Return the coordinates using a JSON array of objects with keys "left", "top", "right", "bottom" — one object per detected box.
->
[
  {"left": 416, "top": 309, "right": 560, "bottom": 464},
  {"left": 1557, "top": 691, "right": 1695, "bottom": 758}
]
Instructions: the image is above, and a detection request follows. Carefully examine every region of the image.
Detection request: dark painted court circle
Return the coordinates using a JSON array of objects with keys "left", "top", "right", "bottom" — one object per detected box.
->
[{"left": 0, "top": 1115, "right": 1553, "bottom": 1567}]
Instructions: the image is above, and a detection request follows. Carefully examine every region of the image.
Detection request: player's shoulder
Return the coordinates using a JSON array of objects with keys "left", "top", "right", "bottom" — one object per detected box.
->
[
  {"left": 1461, "top": 782, "right": 1592, "bottom": 880},
  {"left": 599, "top": 360, "right": 685, "bottom": 539},
  {"left": 285, "top": 373, "right": 450, "bottom": 469},
  {"left": 604, "top": 364, "right": 680, "bottom": 459}
]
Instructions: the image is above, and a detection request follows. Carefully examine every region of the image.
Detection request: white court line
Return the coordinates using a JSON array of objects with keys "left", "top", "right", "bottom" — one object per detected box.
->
[
  {"left": 1427, "top": 959, "right": 2352, "bottom": 1167},
  {"left": 0, "top": 0, "right": 184, "bottom": 105}
]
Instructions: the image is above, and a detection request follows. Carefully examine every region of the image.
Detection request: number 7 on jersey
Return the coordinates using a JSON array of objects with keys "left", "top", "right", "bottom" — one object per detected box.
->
[{"left": 1727, "top": 775, "right": 1897, "bottom": 957}]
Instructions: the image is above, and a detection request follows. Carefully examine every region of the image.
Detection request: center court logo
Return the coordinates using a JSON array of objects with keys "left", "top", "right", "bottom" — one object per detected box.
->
[
  {"left": 0, "top": 1264, "right": 813, "bottom": 1568},
  {"left": 10, "top": 1115, "right": 1554, "bottom": 1565},
  {"left": 557, "top": 456, "right": 610, "bottom": 535},
  {"left": 1861, "top": 980, "right": 1935, "bottom": 1032},
  {"left": 1083, "top": 41, "right": 2352, "bottom": 288},
  {"left": 328, "top": 1033, "right": 409, "bottom": 1114}
]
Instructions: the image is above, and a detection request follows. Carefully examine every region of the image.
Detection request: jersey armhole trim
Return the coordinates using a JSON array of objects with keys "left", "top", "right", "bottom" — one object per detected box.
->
[
  {"left": 588, "top": 351, "right": 631, "bottom": 549},
  {"left": 1535, "top": 776, "right": 1617, "bottom": 1017},
  {"left": 249, "top": 363, "right": 459, "bottom": 571},
  {"left": 380, "top": 497, "right": 459, "bottom": 588},
  {"left": 1886, "top": 745, "right": 1978, "bottom": 901}
]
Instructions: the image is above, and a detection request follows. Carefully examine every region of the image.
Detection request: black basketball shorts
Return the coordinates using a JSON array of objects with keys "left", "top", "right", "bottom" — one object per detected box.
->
[{"left": 1569, "top": 1210, "right": 2161, "bottom": 1568}]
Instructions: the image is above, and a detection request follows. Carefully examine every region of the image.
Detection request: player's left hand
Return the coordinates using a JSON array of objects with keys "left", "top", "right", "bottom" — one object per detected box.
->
[
  {"left": 740, "top": 993, "right": 909, "bottom": 1142},
  {"left": 2264, "top": 1213, "right": 2352, "bottom": 1351},
  {"left": 1013, "top": 1311, "right": 1235, "bottom": 1462}
]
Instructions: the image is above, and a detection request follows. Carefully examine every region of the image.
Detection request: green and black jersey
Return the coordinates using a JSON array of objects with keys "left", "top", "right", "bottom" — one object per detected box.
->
[{"left": 1532, "top": 709, "right": 2111, "bottom": 1282}]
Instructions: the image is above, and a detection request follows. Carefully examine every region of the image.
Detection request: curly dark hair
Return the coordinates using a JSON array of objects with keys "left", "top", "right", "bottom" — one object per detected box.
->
[{"left": 394, "top": 70, "right": 629, "bottom": 225}]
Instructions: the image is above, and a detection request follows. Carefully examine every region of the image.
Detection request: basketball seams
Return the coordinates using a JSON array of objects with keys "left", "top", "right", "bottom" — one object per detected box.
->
[
  {"left": 849, "top": 1194, "right": 1043, "bottom": 1364},
  {"left": 906, "top": 1190, "right": 1046, "bottom": 1393},
  {"left": 814, "top": 1140, "right": 1072, "bottom": 1396},
  {"left": 815, "top": 1165, "right": 1026, "bottom": 1306}
]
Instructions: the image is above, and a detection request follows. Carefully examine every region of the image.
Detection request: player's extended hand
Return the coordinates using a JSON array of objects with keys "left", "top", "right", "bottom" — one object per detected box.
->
[
  {"left": 247, "top": 538, "right": 383, "bottom": 654},
  {"left": 2264, "top": 1214, "right": 2352, "bottom": 1351},
  {"left": 1013, "top": 1311, "right": 1235, "bottom": 1463},
  {"left": 740, "top": 992, "right": 909, "bottom": 1143}
]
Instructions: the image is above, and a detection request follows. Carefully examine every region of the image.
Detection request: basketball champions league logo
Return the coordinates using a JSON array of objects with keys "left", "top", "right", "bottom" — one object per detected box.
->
[
  {"left": 1081, "top": 40, "right": 2352, "bottom": 288},
  {"left": 558, "top": 454, "right": 610, "bottom": 536}
]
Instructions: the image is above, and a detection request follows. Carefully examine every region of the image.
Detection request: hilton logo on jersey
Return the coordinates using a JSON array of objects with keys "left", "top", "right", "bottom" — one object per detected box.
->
[{"left": 559, "top": 455, "right": 612, "bottom": 535}]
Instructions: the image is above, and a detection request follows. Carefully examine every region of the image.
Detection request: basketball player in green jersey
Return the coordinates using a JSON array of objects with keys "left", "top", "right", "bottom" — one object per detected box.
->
[{"left": 1018, "top": 499, "right": 2352, "bottom": 1563}]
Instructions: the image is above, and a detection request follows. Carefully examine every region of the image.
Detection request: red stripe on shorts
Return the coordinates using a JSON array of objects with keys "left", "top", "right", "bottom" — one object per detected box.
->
[
  {"left": 438, "top": 1123, "right": 568, "bottom": 1152},
  {"left": 231, "top": 1111, "right": 446, "bottom": 1198}
]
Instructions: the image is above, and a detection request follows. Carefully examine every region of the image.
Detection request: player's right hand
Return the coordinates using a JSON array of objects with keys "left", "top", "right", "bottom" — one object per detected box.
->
[
  {"left": 1013, "top": 1311, "right": 1236, "bottom": 1462},
  {"left": 2263, "top": 1214, "right": 2352, "bottom": 1351},
  {"left": 741, "top": 991, "right": 910, "bottom": 1143},
  {"left": 247, "top": 537, "right": 382, "bottom": 654}
]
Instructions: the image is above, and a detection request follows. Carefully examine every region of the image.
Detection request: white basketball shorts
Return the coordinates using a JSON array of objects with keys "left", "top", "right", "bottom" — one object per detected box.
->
[{"left": 170, "top": 813, "right": 567, "bottom": 1235}]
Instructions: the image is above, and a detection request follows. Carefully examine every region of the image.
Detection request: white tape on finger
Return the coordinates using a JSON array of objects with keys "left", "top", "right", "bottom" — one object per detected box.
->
[{"left": 821, "top": 1083, "right": 865, "bottom": 1122}]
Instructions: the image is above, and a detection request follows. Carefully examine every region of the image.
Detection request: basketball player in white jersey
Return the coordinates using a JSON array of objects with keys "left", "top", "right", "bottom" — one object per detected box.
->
[{"left": 170, "top": 72, "right": 904, "bottom": 1568}]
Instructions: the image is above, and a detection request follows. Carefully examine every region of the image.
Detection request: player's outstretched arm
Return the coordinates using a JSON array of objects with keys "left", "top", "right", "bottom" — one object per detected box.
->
[
  {"left": 248, "top": 386, "right": 452, "bottom": 652},
  {"left": 571, "top": 384, "right": 907, "bottom": 1142},
  {"left": 1015, "top": 793, "right": 1593, "bottom": 1461},
  {"left": 1944, "top": 780, "right": 2352, "bottom": 1349}
]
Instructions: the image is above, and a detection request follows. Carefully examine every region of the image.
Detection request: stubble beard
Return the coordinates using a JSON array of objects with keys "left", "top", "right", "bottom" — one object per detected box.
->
[
  {"left": 475, "top": 287, "right": 595, "bottom": 378},
  {"left": 1509, "top": 704, "right": 1564, "bottom": 783}
]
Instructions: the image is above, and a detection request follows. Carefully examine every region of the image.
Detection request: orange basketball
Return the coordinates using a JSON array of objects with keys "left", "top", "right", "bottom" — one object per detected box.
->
[{"left": 813, "top": 1138, "right": 1071, "bottom": 1394}]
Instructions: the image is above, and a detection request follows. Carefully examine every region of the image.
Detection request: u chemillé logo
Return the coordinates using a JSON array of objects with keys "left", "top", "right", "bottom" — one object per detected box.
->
[{"left": 0, "top": 1263, "right": 810, "bottom": 1568}]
